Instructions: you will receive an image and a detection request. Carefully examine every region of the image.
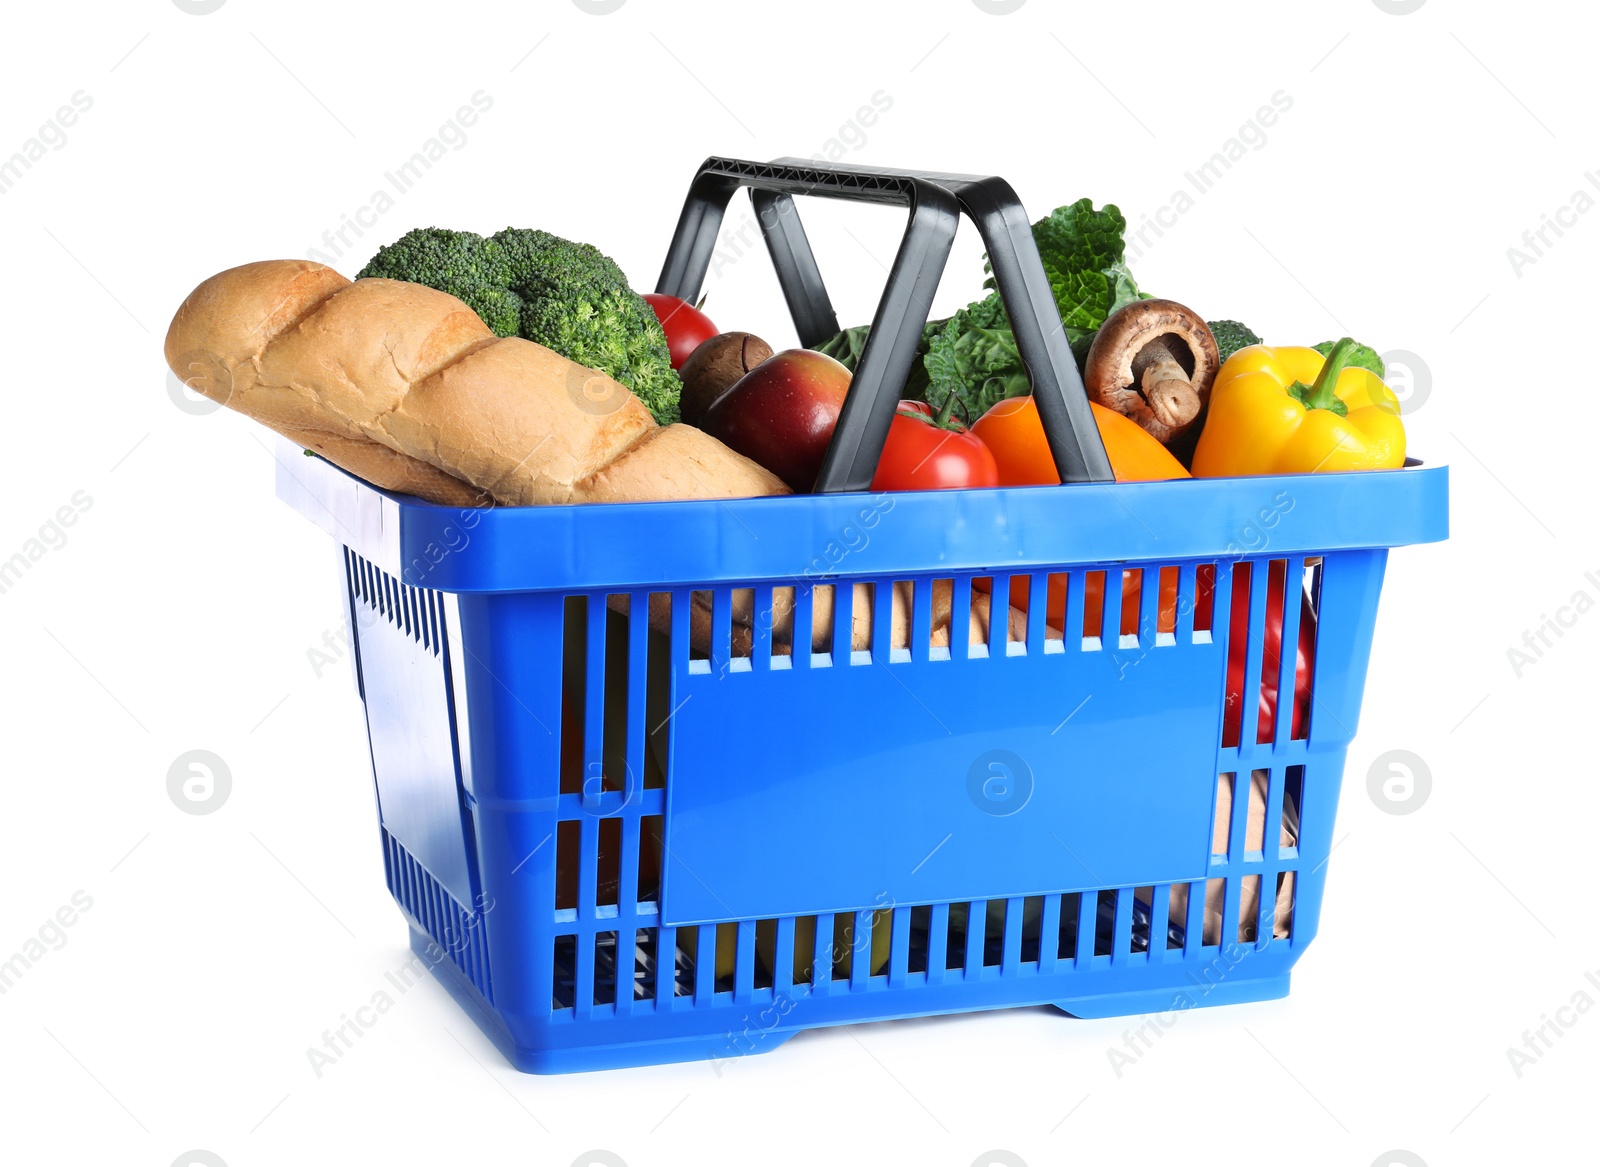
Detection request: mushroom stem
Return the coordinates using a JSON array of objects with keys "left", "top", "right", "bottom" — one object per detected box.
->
[
  {"left": 1132, "top": 346, "right": 1201, "bottom": 429},
  {"left": 1083, "top": 299, "right": 1220, "bottom": 450}
]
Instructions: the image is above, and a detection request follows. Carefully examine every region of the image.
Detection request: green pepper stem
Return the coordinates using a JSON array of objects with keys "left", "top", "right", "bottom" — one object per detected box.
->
[{"left": 1301, "top": 337, "right": 1357, "bottom": 412}]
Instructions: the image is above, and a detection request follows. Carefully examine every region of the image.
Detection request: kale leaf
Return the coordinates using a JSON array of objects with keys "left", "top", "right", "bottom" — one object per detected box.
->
[{"left": 922, "top": 199, "right": 1146, "bottom": 417}]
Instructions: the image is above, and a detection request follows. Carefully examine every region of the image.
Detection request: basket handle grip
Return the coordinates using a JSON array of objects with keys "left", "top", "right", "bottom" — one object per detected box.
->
[{"left": 655, "top": 156, "right": 1114, "bottom": 491}]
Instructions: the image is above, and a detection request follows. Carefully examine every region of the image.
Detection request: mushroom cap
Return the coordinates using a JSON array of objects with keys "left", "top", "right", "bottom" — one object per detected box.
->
[{"left": 1083, "top": 299, "right": 1220, "bottom": 447}]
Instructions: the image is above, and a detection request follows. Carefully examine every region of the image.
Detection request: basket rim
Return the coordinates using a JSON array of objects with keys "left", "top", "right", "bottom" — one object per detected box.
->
[{"left": 274, "top": 438, "right": 1448, "bottom": 593}]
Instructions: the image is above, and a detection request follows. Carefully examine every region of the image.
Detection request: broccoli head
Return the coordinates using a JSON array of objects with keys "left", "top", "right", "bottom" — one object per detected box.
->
[
  {"left": 357, "top": 227, "right": 523, "bottom": 336},
  {"left": 356, "top": 226, "right": 679, "bottom": 424},
  {"left": 1208, "top": 320, "right": 1262, "bottom": 364}
]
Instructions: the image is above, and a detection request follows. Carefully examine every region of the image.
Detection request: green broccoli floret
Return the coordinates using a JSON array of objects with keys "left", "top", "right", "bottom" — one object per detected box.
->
[
  {"left": 357, "top": 227, "right": 524, "bottom": 336},
  {"left": 1208, "top": 320, "right": 1262, "bottom": 364},
  {"left": 356, "top": 226, "right": 679, "bottom": 424},
  {"left": 490, "top": 228, "right": 679, "bottom": 425}
]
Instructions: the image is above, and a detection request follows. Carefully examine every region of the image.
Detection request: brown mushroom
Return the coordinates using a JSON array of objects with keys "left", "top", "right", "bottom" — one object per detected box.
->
[
  {"left": 1083, "top": 300, "right": 1220, "bottom": 450},
  {"left": 678, "top": 331, "right": 774, "bottom": 428}
]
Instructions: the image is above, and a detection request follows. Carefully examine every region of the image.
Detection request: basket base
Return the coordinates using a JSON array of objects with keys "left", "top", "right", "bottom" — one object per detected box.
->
[
  {"left": 1053, "top": 973, "right": 1290, "bottom": 1020},
  {"left": 416, "top": 928, "right": 1295, "bottom": 1074}
]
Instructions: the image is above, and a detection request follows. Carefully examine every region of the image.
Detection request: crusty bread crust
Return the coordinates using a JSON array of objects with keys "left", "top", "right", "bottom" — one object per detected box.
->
[{"left": 164, "top": 259, "right": 787, "bottom": 506}]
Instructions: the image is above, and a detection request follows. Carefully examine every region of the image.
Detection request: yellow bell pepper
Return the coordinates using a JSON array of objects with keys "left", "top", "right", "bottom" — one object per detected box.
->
[{"left": 1192, "top": 338, "right": 1406, "bottom": 477}]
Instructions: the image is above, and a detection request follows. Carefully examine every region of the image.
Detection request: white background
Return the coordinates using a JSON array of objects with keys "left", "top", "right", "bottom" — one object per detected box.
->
[{"left": 0, "top": 1, "right": 1592, "bottom": 1165}]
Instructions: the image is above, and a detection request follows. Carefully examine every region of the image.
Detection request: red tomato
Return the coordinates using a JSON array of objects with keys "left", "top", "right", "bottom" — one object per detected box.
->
[
  {"left": 870, "top": 401, "right": 999, "bottom": 492},
  {"left": 642, "top": 293, "right": 719, "bottom": 370}
]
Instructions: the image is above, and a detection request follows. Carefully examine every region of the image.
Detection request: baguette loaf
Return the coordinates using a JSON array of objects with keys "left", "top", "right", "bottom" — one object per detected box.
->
[
  {"left": 164, "top": 260, "right": 786, "bottom": 506},
  {"left": 167, "top": 260, "right": 489, "bottom": 504}
]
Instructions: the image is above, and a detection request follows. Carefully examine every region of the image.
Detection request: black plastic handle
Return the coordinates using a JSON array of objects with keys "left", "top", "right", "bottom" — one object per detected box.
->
[{"left": 656, "top": 156, "right": 1114, "bottom": 491}]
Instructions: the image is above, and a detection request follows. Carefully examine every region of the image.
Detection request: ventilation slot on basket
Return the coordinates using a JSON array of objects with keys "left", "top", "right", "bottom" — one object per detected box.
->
[
  {"left": 851, "top": 584, "right": 874, "bottom": 665},
  {"left": 554, "top": 819, "right": 579, "bottom": 914},
  {"left": 689, "top": 591, "right": 712, "bottom": 667},
  {"left": 754, "top": 920, "right": 777, "bottom": 990},
  {"left": 672, "top": 927, "right": 696, "bottom": 997},
  {"left": 1283, "top": 766, "right": 1304, "bottom": 850},
  {"left": 871, "top": 910, "right": 893, "bottom": 975},
  {"left": 560, "top": 597, "right": 587, "bottom": 795},
  {"left": 1245, "top": 769, "right": 1269, "bottom": 855},
  {"left": 714, "top": 924, "right": 737, "bottom": 993},
  {"left": 832, "top": 914, "right": 856, "bottom": 979},
  {"left": 596, "top": 817, "right": 622, "bottom": 910},
  {"left": 791, "top": 917, "right": 816, "bottom": 986},
  {"left": 946, "top": 904, "right": 970, "bottom": 972},
  {"left": 1132, "top": 887, "right": 1156, "bottom": 953},
  {"left": 1082, "top": 570, "right": 1107, "bottom": 650},
  {"left": 923, "top": 578, "right": 952, "bottom": 660},
  {"left": 1275, "top": 873, "right": 1296, "bottom": 939},
  {"left": 552, "top": 935, "right": 577, "bottom": 1010},
  {"left": 345, "top": 550, "right": 441, "bottom": 656},
  {"left": 1156, "top": 566, "right": 1179, "bottom": 645},
  {"left": 1045, "top": 573, "right": 1067, "bottom": 652},
  {"left": 983, "top": 900, "right": 1006, "bottom": 967},
  {"left": 593, "top": 932, "right": 619, "bottom": 1006},
  {"left": 637, "top": 815, "right": 662, "bottom": 906},
  {"left": 970, "top": 578, "right": 993, "bottom": 654},
  {"left": 891, "top": 580, "right": 914, "bottom": 661},
  {"left": 1006, "top": 577, "right": 1030, "bottom": 653},
  {"left": 602, "top": 595, "right": 630, "bottom": 791},
  {"left": 1192, "top": 562, "right": 1217, "bottom": 643},
  {"left": 645, "top": 595, "right": 671, "bottom": 790},
  {"left": 1093, "top": 890, "right": 1117, "bottom": 957},
  {"left": 1167, "top": 884, "right": 1189, "bottom": 950},
  {"left": 1213, "top": 773, "right": 1235, "bottom": 856},
  {"left": 1118, "top": 570, "right": 1141, "bottom": 647},
  {"left": 634, "top": 928, "right": 658, "bottom": 1001},
  {"left": 730, "top": 588, "right": 754, "bottom": 669},
  {"left": 381, "top": 830, "right": 491, "bottom": 1002},
  {"left": 1057, "top": 894, "right": 1081, "bottom": 961},
  {"left": 1238, "top": 877, "right": 1262, "bottom": 944},
  {"left": 908, "top": 906, "right": 932, "bottom": 973},
  {"left": 771, "top": 586, "right": 796, "bottom": 663},
  {"left": 1020, "top": 896, "right": 1044, "bottom": 964}
]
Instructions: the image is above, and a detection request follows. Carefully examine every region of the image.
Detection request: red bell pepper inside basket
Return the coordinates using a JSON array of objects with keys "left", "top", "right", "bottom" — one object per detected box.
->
[{"left": 1212, "top": 562, "right": 1317, "bottom": 747}]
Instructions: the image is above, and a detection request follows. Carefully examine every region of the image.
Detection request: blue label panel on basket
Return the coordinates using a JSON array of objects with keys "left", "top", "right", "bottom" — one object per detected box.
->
[{"left": 659, "top": 621, "right": 1226, "bottom": 926}]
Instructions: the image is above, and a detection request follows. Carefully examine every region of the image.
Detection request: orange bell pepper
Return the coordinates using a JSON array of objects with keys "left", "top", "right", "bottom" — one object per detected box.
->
[{"left": 971, "top": 395, "right": 1191, "bottom": 486}]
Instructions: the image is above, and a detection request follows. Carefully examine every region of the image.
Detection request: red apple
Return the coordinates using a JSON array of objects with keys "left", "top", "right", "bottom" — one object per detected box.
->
[{"left": 701, "top": 349, "right": 851, "bottom": 492}]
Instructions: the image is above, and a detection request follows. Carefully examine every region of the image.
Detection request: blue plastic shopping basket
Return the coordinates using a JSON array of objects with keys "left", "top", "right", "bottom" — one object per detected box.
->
[{"left": 279, "top": 158, "right": 1449, "bottom": 1073}]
